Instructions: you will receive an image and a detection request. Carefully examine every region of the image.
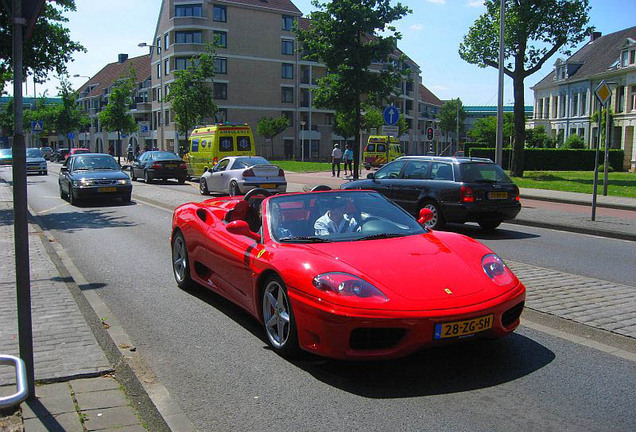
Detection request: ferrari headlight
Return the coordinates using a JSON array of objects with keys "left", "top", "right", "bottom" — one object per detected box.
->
[
  {"left": 482, "top": 254, "right": 514, "bottom": 286},
  {"left": 312, "top": 272, "right": 388, "bottom": 303},
  {"left": 117, "top": 179, "right": 130, "bottom": 185}
]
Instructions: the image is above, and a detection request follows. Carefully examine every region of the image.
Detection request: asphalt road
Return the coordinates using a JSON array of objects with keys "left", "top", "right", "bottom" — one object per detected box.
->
[{"left": 14, "top": 165, "right": 636, "bottom": 431}]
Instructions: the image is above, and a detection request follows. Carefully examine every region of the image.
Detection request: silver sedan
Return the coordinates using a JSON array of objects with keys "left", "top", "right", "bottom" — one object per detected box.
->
[{"left": 199, "top": 156, "right": 287, "bottom": 196}]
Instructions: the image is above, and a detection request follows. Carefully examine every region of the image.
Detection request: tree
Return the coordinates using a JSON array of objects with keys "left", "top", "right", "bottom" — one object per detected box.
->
[
  {"left": 591, "top": 107, "right": 614, "bottom": 148},
  {"left": 166, "top": 44, "right": 217, "bottom": 156},
  {"left": 438, "top": 98, "right": 467, "bottom": 153},
  {"left": 0, "top": 0, "right": 85, "bottom": 90},
  {"left": 459, "top": 0, "right": 592, "bottom": 177},
  {"left": 297, "top": 0, "right": 410, "bottom": 178},
  {"left": 256, "top": 116, "right": 289, "bottom": 158},
  {"left": 525, "top": 125, "right": 556, "bottom": 148},
  {"left": 468, "top": 113, "right": 514, "bottom": 146},
  {"left": 53, "top": 76, "right": 89, "bottom": 147},
  {"left": 98, "top": 71, "right": 137, "bottom": 163},
  {"left": 562, "top": 134, "right": 585, "bottom": 149}
]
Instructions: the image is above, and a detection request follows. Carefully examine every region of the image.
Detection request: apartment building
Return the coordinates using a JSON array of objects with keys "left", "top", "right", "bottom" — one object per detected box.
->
[
  {"left": 75, "top": 54, "right": 151, "bottom": 155},
  {"left": 529, "top": 26, "right": 636, "bottom": 172},
  {"left": 149, "top": 0, "right": 434, "bottom": 160}
]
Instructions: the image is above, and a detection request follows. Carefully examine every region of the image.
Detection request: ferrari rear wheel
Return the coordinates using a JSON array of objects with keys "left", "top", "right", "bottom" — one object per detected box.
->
[
  {"left": 172, "top": 231, "right": 193, "bottom": 290},
  {"left": 262, "top": 276, "right": 299, "bottom": 357}
]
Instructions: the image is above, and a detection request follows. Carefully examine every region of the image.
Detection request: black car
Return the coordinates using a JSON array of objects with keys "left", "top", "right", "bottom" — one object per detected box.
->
[
  {"left": 342, "top": 156, "right": 521, "bottom": 230},
  {"left": 53, "top": 148, "right": 70, "bottom": 162},
  {"left": 59, "top": 153, "right": 132, "bottom": 205},
  {"left": 130, "top": 151, "right": 188, "bottom": 183}
]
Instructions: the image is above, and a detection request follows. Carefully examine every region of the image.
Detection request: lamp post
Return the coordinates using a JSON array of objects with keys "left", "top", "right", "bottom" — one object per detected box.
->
[
  {"left": 300, "top": 120, "right": 306, "bottom": 162},
  {"left": 138, "top": 42, "right": 165, "bottom": 152}
]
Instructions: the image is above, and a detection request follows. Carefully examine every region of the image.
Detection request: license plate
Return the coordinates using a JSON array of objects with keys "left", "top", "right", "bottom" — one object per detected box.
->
[
  {"left": 489, "top": 191, "right": 508, "bottom": 199},
  {"left": 98, "top": 187, "right": 117, "bottom": 192},
  {"left": 434, "top": 314, "right": 493, "bottom": 339},
  {"left": 260, "top": 184, "right": 276, "bottom": 189},
  {"left": 165, "top": 164, "right": 177, "bottom": 168}
]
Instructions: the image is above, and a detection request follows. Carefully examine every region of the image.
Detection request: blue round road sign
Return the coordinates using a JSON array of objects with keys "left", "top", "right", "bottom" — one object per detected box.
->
[{"left": 383, "top": 106, "right": 399, "bottom": 126}]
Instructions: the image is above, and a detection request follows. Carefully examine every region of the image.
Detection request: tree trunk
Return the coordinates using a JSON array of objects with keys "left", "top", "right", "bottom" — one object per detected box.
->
[
  {"left": 353, "top": 97, "right": 361, "bottom": 180},
  {"left": 510, "top": 64, "right": 526, "bottom": 177}
]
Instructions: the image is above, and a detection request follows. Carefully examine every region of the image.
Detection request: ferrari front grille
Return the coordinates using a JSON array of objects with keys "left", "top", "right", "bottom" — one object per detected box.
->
[
  {"left": 502, "top": 301, "right": 524, "bottom": 328},
  {"left": 349, "top": 328, "right": 406, "bottom": 350}
]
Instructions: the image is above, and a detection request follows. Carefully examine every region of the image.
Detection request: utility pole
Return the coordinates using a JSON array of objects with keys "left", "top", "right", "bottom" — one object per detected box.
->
[{"left": 495, "top": 0, "right": 505, "bottom": 167}]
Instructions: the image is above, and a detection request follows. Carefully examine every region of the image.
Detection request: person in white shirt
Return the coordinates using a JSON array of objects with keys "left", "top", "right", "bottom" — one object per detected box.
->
[
  {"left": 331, "top": 144, "right": 343, "bottom": 177},
  {"left": 314, "top": 197, "right": 359, "bottom": 236}
]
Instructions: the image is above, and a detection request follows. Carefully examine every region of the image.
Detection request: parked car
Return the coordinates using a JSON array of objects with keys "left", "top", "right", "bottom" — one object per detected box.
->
[
  {"left": 66, "top": 148, "right": 91, "bottom": 160},
  {"left": 170, "top": 189, "right": 526, "bottom": 359},
  {"left": 26, "top": 148, "right": 47, "bottom": 175},
  {"left": 53, "top": 148, "right": 69, "bottom": 162},
  {"left": 0, "top": 148, "right": 12, "bottom": 165},
  {"left": 130, "top": 151, "right": 188, "bottom": 183},
  {"left": 58, "top": 153, "right": 132, "bottom": 205},
  {"left": 199, "top": 156, "right": 286, "bottom": 196},
  {"left": 39, "top": 146, "right": 53, "bottom": 160},
  {"left": 341, "top": 156, "right": 521, "bottom": 230}
]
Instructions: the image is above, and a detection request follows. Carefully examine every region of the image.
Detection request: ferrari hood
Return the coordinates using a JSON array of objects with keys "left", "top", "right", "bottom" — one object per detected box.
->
[{"left": 305, "top": 234, "right": 488, "bottom": 302}]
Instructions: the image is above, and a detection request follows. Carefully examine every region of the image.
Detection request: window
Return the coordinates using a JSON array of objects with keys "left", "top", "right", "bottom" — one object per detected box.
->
[
  {"left": 281, "top": 87, "right": 294, "bottom": 103},
  {"left": 165, "top": 109, "right": 170, "bottom": 125},
  {"left": 630, "top": 86, "right": 636, "bottom": 111},
  {"left": 175, "top": 57, "right": 201, "bottom": 70},
  {"left": 156, "top": 37, "right": 161, "bottom": 54},
  {"left": 156, "top": 63, "right": 161, "bottom": 79},
  {"left": 621, "top": 51, "right": 629, "bottom": 67},
  {"left": 282, "top": 39, "right": 294, "bottom": 55},
  {"left": 580, "top": 91, "right": 587, "bottom": 115},
  {"left": 164, "top": 59, "right": 170, "bottom": 76},
  {"left": 325, "top": 114, "right": 333, "bottom": 126},
  {"left": 175, "top": 4, "right": 202, "bottom": 17},
  {"left": 164, "top": 33, "right": 169, "bottom": 50},
  {"left": 213, "top": 5, "right": 227, "bottom": 22},
  {"left": 572, "top": 93, "right": 578, "bottom": 116},
  {"left": 282, "top": 63, "right": 293, "bottom": 79},
  {"left": 214, "top": 31, "right": 227, "bottom": 48},
  {"left": 165, "top": 85, "right": 169, "bottom": 99},
  {"left": 175, "top": 31, "right": 202, "bottom": 44},
  {"left": 616, "top": 86, "right": 625, "bottom": 113},
  {"left": 215, "top": 57, "right": 227, "bottom": 74},
  {"left": 631, "top": 50, "right": 636, "bottom": 65},
  {"left": 214, "top": 82, "right": 227, "bottom": 100},
  {"left": 282, "top": 15, "right": 294, "bottom": 31},
  {"left": 559, "top": 95, "right": 566, "bottom": 117}
]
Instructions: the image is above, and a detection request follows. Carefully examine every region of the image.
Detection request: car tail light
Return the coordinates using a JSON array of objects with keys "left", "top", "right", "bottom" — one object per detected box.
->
[
  {"left": 461, "top": 185, "right": 474, "bottom": 203},
  {"left": 513, "top": 185, "right": 520, "bottom": 201},
  {"left": 482, "top": 254, "right": 515, "bottom": 286},
  {"left": 278, "top": 168, "right": 285, "bottom": 177},
  {"left": 152, "top": 163, "right": 162, "bottom": 169},
  {"left": 243, "top": 168, "right": 255, "bottom": 177},
  {"left": 179, "top": 163, "right": 187, "bottom": 170}
]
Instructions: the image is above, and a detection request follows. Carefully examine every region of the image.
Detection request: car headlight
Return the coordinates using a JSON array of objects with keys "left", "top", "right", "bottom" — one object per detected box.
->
[
  {"left": 482, "top": 254, "right": 515, "bottom": 286},
  {"left": 75, "top": 179, "right": 94, "bottom": 186},
  {"left": 40, "top": 162, "right": 47, "bottom": 168},
  {"left": 117, "top": 179, "right": 130, "bottom": 185},
  {"left": 312, "top": 272, "right": 388, "bottom": 303}
]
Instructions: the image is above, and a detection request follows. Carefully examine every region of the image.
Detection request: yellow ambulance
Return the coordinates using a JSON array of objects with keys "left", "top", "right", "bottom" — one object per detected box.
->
[
  {"left": 184, "top": 123, "right": 256, "bottom": 177},
  {"left": 363, "top": 135, "right": 404, "bottom": 169}
]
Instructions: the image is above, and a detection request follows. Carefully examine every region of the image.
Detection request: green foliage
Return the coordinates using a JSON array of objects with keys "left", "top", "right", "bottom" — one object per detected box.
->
[
  {"left": 166, "top": 43, "right": 217, "bottom": 154},
  {"left": 510, "top": 171, "right": 635, "bottom": 198},
  {"left": 468, "top": 112, "right": 514, "bottom": 146},
  {"left": 525, "top": 125, "right": 556, "bottom": 148},
  {"left": 98, "top": 71, "right": 137, "bottom": 140},
  {"left": 590, "top": 107, "right": 614, "bottom": 145},
  {"left": 332, "top": 110, "right": 356, "bottom": 140},
  {"left": 363, "top": 107, "right": 383, "bottom": 132},
  {"left": 0, "top": 97, "right": 14, "bottom": 133},
  {"left": 562, "top": 134, "right": 585, "bottom": 149},
  {"left": 296, "top": 0, "right": 411, "bottom": 174},
  {"left": 458, "top": 0, "right": 592, "bottom": 177},
  {"left": 257, "top": 116, "right": 289, "bottom": 140},
  {"left": 438, "top": 98, "right": 467, "bottom": 137},
  {"left": 0, "top": 0, "right": 86, "bottom": 90},
  {"left": 469, "top": 147, "right": 624, "bottom": 171}
]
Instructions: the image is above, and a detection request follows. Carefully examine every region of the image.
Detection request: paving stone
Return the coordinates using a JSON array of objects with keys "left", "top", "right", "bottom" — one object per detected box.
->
[
  {"left": 23, "top": 390, "right": 76, "bottom": 418},
  {"left": 71, "top": 376, "right": 120, "bottom": 394},
  {"left": 82, "top": 406, "right": 141, "bottom": 431},
  {"left": 23, "top": 411, "right": 84, "bottom": 432},
  {"left": 74, "top": 389, "right": 130, "bottom": 411}
]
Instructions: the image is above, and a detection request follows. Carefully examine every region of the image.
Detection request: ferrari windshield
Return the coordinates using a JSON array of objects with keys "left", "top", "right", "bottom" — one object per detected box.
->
[{"left": 266, "top": 190, "right": 425, "bottom": 243}]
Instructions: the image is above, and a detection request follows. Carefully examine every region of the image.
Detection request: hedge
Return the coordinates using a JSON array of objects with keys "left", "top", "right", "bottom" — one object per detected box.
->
[{"left": 467, "top": 148, "right": 624, "bottom": 171}]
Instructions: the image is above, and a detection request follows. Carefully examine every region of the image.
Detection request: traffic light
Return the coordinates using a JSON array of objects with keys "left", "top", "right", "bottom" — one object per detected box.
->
[{"left": 426, "top": 127, "right": 434, "bottom": 141}]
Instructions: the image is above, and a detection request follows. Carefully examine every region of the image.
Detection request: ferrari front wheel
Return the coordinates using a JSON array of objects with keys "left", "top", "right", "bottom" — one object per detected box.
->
[
  {"left": 262, "top": 276, "right": 299, "bottom": 357},
  {"left": 172, "top": 231, "right": 193, "bottom": 290}
]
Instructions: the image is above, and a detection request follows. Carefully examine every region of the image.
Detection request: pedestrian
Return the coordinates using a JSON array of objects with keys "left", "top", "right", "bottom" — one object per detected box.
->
[
  {"left": 108, "top": 144, "right": 114, "bottom": 156},
  {"left": 126, "top": 143, "right": 133, "bottom": 162},
  {"left": 331, "top": 143, "right": 342, "bottom": 177},
  {"left": 343, "top": 144, "right": 353, "bottom": 176}
]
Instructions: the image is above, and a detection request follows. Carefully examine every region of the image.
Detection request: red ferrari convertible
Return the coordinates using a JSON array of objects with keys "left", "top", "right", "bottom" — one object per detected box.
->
[{"left": 171, "top": 188, "right": 525, "bottom": 360}]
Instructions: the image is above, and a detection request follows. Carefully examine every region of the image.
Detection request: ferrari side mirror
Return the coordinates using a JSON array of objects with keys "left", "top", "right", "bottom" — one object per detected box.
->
[
  {"left": 418, "top": 208, "right": 434, "bottom": 226},
  {"left": 226, "top": 220, "right": 261, "bottom": 242}
]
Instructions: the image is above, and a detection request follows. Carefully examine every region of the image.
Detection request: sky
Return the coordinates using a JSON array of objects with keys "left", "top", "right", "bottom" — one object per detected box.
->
[{"left": 10, "top": 0, "right": 636, "bottom": 106}]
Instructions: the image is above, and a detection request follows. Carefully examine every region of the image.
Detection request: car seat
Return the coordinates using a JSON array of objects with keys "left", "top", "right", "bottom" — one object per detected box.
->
[{"left": 224, "top": 200, "right": 250, "bottom": 223}]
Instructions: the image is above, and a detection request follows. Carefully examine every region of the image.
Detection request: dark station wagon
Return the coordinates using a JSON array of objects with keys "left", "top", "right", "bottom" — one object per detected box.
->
[{"left": 342, "top": 156, "right": 521, "bottom": 230}]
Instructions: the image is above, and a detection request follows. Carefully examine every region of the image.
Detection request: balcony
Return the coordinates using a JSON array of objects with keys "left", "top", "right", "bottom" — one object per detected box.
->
[{"left": 171, "top": 16, "right": 207, "bottom": 29}]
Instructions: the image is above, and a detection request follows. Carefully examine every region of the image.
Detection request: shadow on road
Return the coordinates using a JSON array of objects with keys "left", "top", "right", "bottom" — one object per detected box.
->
[
  {"left": 33, "top": 209, "right": 138, "bottom": 233},
  {"left": 183, "top": 281, "right": 554, "bottom": 398},
  {"left": 447, "top": 223, "right": 541, "bottom": 241}
]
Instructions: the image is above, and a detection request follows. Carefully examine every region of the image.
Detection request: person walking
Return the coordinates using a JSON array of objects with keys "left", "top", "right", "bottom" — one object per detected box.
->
[
  {"left": 343, "top": 144, "right": 353, "bottom": 176},
  {"left": 331, "top": 143, "right": 342, "bottom": 177}
]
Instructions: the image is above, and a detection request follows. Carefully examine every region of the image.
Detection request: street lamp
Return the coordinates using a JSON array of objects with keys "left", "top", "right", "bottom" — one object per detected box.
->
[
  {"left": 138, "top": 42, "right": 165, "bottom": 152},
  {"left": 300, "top": 120, "right": 306, "bottom": 162}
]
